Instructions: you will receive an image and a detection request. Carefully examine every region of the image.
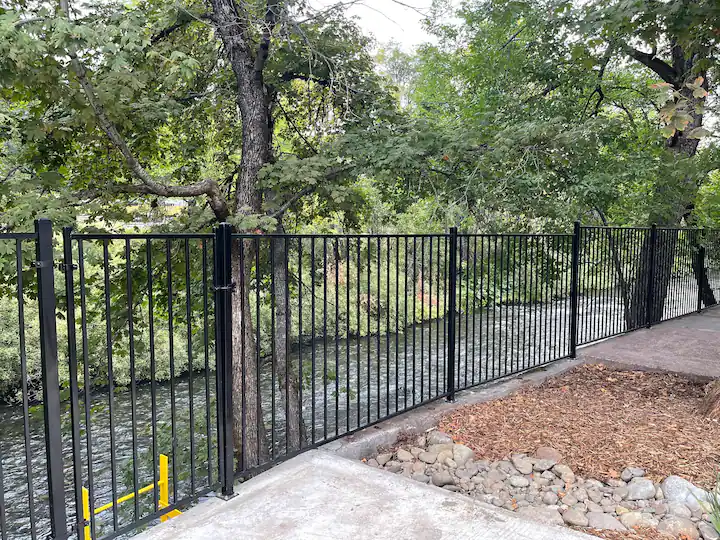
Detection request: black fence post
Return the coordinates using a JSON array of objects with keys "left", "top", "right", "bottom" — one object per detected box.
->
[
  {"left": 446, "top": 227, "right": 457, "bottom": 401},
  {"left": 214, "top": 223, "right": 235, "bottom": 498},
  {"left": 61, "top": 227, "right": 85, "bottom": 537},
  {"left": 569, "top": 221, "right": 581, "bottom": 357},
  {"left": 646, "top": 224, "right": 657, "bottom": 328},
  {"left": 34, "top": 218, "right": 68, "bottom": 539},
  {"left": 697, "top": 239, "right": 706, "bottom": 313}
]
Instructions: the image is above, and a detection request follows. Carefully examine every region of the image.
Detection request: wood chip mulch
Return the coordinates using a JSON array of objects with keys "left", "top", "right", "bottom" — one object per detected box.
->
[
  {"left": 576, "top": 526, "right": 674, "bottom": 539},
  {"left": 438, "top": 364, "right": 720, "bottom": 490}
]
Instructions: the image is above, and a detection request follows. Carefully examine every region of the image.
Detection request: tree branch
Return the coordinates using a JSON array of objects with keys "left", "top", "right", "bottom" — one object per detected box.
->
[
  {"left": 500, "top": 26, "right": 525, "bottom": 50},
  {"left": 57, "top": 0, "right": 230, "bottom": 221},
  {"left": 254, "top": 0, "right": 279, "bottom": 74},
  {"left": 625, "top": 46, "right": 678, "bottom": 85}
]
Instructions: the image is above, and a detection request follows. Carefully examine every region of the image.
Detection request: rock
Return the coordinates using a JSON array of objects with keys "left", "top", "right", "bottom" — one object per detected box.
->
[
  {"left": 668, "top": 501, "right": 693, "bottom": 518},
  {"left": 552, "top": 464, "right": 575, "bottom": 483},
  {"left": 621, "top": 467, "right": 645, "bottom": 482},
  {"left": 574, "top": 488, "right": 588, "bottom": 502},
  {"left": 487, "top": 469, "right": 507, "bottom": 483},
  {"left": 445, "top": 458, "right": 458, "bottom": 469},
  {"left": 452, "top": 444, "right": 475, "bottom": 466},
  {"left": 431, "top": 471, "right": 454, "bottom": 487},
  {"left": 443, "top": 484, "right": 462, "bottom": 492},
  {"left": 498, "top": 461, "right": 518, "bottom": 475},
  {"left": 587, "top": 489, "right": 603, "bottom": 504},
  {"left": 616, "top": 506, "right": 631, "bottom": 515},
  {"left": 655, "top": 486, "right": 664, "bottom": 500},
  {"left": 385, "top": 461, "right": 402, "bottom": 473},
  {"left": 619, "top": 511, "right": 654, "bottom": 529},
  {"left": 607, "top": 479, "right": 627, "bottom": 488},
  {"left": 428, "top": 443, "right": 454, "bottom": 455},
  {"left": 511, "top": 455, "right": 534, "bottom": 475},
  {"left": 410, "top": 446, "right": 424, "bottom": 458},
  {"left": 613, "top": 486, "right": 629, "bottom": 500},
  {"left": 541, "top": 470, "right": 556, "bottom": 480},
  {"left": 418, "top": 451, "right": 437, "bottom": 464},
  {"left": 509, "top": 476, "right": 530, "bottom": 488},
  {"left": 658, "top": 515, "right": 700, "bottom": 540},
  {"left": 427, "top": 430, "right": 453, "bottom": 445},
  {"left": 396, "top": 448, "right": 414, "bottom": 462},
  {"left": 366, "top": 458, "right": 379, "bottom": 467},
  {"left": 626, "top": 477, "right": 656, "bottom": 500},
  {"left": 455, "top": 468, "right": 474, "bottom": 480},
  {"left": 415, "top": 435, "right": 427, "bottom": 448},
  {"left": 533, "top": 459, "right": 558, "bottom": 472},
  {"left": 517, "top": 507, "right": 565, "bottom": 526},
  {"left": 411, "top": 461, "right": 425, "bottom": 474},
  {"left": 543, "top": 492, "right": 559, "bottom": 505},
  {"left": 534, "top": 447, "right": 563, "bottom": 463},
  {"left": 376, "top": 453, "right": 392, "bottom": 466},
  {"left": 412, "top": 473, "right": 430, "bottom": 483},
  {"left": 662, "top": 476, "right": 710, "bottom": 510},
  {"left": 652, "top": 502, "right": 668, "bottom": 516},
  {"left": 586, "top": 479, "right": 605, "bottom": 490},
  {"left": 562, "top": 494, "right": 578, "bottom": 507},
  {"left": 562, "top": 508, "right": 589, "bottom": 527},
  {"left": 586, "top": 511, "right": 627, "bottom": 530},
  {"left": 586, "top": 501, "right": 603, "bottom": 513},
  {"left": 698, "top": 521, "right": 720, "bottom": 540}
]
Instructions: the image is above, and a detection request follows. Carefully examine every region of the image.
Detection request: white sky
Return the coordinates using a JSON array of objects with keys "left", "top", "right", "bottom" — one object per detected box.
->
[{"left": 313, "top": 0, "right": 437, "bottom": 51}]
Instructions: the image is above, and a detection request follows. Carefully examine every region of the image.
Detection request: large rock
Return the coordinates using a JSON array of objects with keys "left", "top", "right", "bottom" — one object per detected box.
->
[
  {"left": 427, "top": 430, "right": 453, "bottom": 445},
  {"left": 511, "top": 455, "right": 534, "bottom": 475},
  {"left": 533, "top": 459, "right": 558, "bottom": 472},
  {"left": 509, "top": 476, "right": 530, "bottom": 488},
  {"left": 620, "top": 467, "right": 645, "bottom": 482},
  {"left": 396, "top": 448, "right": 414, "bottom": 462},
  {"left": 534, "top": 446, "right": 563, "bottom": 463},
  {"left": 586, "top": 512, "right": 626, "bottom": 531},
  {"left": 661, "top": 476, "right": 710, "bottom": 510},
  {"left": 452, "top": 444, "right": 475, "bottom": 466},
  {"left": 418, "top": 451, "right": 437, "bottom": 464},
  {"left": 698, "top": 521, "right": 720, "bottom": 540},
  {"left": 619, "top": 511, "right": 656, "bottom": 529},
  {"left": 667, "top": 501, "right": 692, "bottom": 518},
  {"left": 562, "top": 508, "right": 589, "bottom": 527},
  {"left": 626, "top": 477, "right": 656, "bottom": 500},
  {"left": 552, "top": 464, "right": 575, "bottom": 483},
  {"left": 657, "top": 515, "right": 700, "bottom": 540},
  {"left": 376, "top": 453, "right": 392, "bottom": 466},
  {"left": 431, "top": 470, "right": 454, "bottom": 487},
  {"left": 517, "top": 507, "right": 565, "bottom": 526}
]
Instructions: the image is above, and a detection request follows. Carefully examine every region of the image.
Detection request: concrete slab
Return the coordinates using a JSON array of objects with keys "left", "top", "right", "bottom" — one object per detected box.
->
[
  {"left": 137, "top": 451, "right": 593, "bottom": 540},
  {"left": 579, "top": 307, "right": 720, "bottom": 380}
]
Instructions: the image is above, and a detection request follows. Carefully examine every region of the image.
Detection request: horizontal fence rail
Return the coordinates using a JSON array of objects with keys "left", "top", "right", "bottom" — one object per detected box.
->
[{"left": 0, "top": 219, "right": 718, "bottom": 539}]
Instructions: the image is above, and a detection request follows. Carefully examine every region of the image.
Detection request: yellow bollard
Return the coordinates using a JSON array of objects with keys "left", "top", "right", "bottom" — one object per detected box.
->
[
  {"left": 82, "top": 486, "right": 91, "bottom": 540},
  {"left": 158, "top": 454, "right": 182, "bottom": 522}
]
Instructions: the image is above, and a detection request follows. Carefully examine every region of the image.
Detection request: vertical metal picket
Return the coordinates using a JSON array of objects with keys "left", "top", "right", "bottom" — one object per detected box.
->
[
  {"left": 214, "top": 223, "right": 236, "bottom": 498},
  {"left": 62, "top": 227, "right": 85, "bottom": 538},
  {"left": 34, "top": 218, "right": 68, "bottom": 539},
  {"left": 697, "top": 240, "right": 706, "bottom": 313},
  {"left": 646, "top": 224, "right": 657, "bottom": 327},
  {"left": 446, "top": 227, "right": 457, "bottom": 401},
  {"left": 569, "top": 221, "right": 580, "bottom": 358}
]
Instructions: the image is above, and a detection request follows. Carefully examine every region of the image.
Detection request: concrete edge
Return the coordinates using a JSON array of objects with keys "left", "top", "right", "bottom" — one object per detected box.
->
[{"left": 321, "top": 356, "right": 586, "bottom": 460}]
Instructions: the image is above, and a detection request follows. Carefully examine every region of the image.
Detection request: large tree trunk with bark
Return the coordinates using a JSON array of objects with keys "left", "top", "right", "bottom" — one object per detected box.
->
[{"left": 271, "top": 223, "right": 308, "bottom": 451}]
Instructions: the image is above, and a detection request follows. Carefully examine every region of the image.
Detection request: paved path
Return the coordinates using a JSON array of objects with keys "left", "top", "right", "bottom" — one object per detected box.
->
[
  {"left": 138, "top": 451, "right": 592, "bottom": 540},
  {"left": 579, "top": 307, "right": 720, "bottom": 379}
]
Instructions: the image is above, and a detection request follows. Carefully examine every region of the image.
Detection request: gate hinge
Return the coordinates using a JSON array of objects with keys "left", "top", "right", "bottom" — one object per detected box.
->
[
  {"left": 213, "top": 281, "right": 236, "bottom": 292},
  {"left": 56, "top": 262, "right": 78, "bottom": 271}
]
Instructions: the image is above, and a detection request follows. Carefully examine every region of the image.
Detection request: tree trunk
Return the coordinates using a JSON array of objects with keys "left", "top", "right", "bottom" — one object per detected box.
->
[
  {"left": 271, "top": 223, "right": 308, "bottom": 452},
  {"left": 232, "top": 239, "right": 269, "bottom": 470},
  {"left": 691, "top": 232, "right": 717, "bottom": 308},
  {"left": 700, "top": 380, "right": 720, "bottom": 419}
]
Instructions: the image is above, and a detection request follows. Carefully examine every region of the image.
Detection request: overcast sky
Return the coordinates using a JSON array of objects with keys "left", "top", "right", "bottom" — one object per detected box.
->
[{"left": 313, "top": 0, "right": 437, "bottom": 51}]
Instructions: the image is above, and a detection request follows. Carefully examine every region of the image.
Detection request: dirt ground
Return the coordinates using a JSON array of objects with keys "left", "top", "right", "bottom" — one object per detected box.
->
[{"left": 439, "top": 364, "right": 720, "bottom": 489}]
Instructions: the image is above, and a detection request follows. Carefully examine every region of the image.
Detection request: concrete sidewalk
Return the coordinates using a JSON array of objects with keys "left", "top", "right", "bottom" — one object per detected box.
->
[
  {"left": 580, "top": 306, "right": 720, "bottom": 380},
  {"left": 138, "top": 451, "right": 593, "bottom": 540}
]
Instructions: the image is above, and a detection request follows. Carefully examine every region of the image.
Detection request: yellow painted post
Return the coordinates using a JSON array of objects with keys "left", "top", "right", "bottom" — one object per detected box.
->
[
  {"left": 159, "top": 454, "right": 169, "bottom": 522},
  {"left": 82, "top": 487, "right": 91, "bottom": 540}
]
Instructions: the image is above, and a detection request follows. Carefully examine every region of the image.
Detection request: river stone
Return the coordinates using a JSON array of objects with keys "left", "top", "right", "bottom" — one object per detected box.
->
[
  {"left": 487, "top": 469, "right": 507, "bottom": 483},
  {"left": 412, "top": 473, "right": 430, "bottom": 484},
  {"left": 366, "top": 458, "right": 379, "bottom": 468},
  {"left": 561, "top": 494, "right": 578, "bottom": 507},
  {"left": 542, "top": 491, "right": 559, "bottom": 505},
  {"left": 698, "top": 521, "right": 720, "bottom": 540},
  {"left": 517, "top": 507, "right": 565, "bottom": 526},
  {"left": 385, "top": 461, "right": 402, "bottom": 473},
  {"left": 533, "top": 459, "right": 557, "bottom": 472},
  {"left": 431, "top": 470, "right": 454, "bottom": 487},
  {"left": 418, "top": 451, "right": 437, "bottom": 464},
  {"left": 627, "top": 477, "right": 656, "bottom": 500},
  {"left": 396, "top": 448, "right": 414, "bottom": 462},
  {"left": 443, "top": 484, "right": 462, "bottom": 492},
  {"left": 511, "top": 455, "right": 534, "bottom": 475},
  {"left": 586, "top": 501, "right": 603, "bottom": 513},
  {"left": 621, "top": 467, "right": 645, "bottom": 482},
  {"left": 658, "top": 516, "right": 700, "bottom": 539},
  {"left": 587, "top": 489, "right": 603, "bottom": 504},
  {"left": 619, "top": 511, "right": 654, "bottom": 529},
  {"left": 452, "top": 444, "right": 475, "bottom": 466},
  {"left": 427, "top": 430, "right": 453, "bottom": 445},
  {"left": 376, "top": 453, "right": 392, "bottom": 466},
  {"left": 613, "top": 486, "right": 629, "bottom": 500},
  {"left": 552, "top": 464, "right": 575, "bottom": 483},
  {"left": 534, "top": 447, "right": 563, "bottom": 463},
  {"left": 428, "top": 443, "right": 454, "bottom": 455},
  {"left": 412, "top": 461, "right": 426, "bottom": 474},
  {"left": 661, "top": 476, "right": 709, "bottom": 509},
  {"left": 445, "top": 458, "right": 458, "bottom": 469},
  {"left": 574, "top": 487, "right": 588, "bottom": 502},
  {"left": 668, "top": 501, "right": 693, "bottom": 518},
  {"left": 509, "top": 476, "right": 530, "bottom": 488},
  {"left": 586, "top": 512, "right": 627, "bottom": 531},
  {"left": 562, "top": 508, "right": 589, "bottom": 527},
  {"left": 410, "top": 446, "right": 424, "bottom": 458}
]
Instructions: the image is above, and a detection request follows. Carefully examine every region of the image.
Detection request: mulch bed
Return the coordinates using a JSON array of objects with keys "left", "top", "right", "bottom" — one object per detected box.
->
[
  {"left": 578, "top": 527, "right": 674, "bottom": 539},
  {"left": 438, "top": 364, "right": 720, "bottom": 490}
]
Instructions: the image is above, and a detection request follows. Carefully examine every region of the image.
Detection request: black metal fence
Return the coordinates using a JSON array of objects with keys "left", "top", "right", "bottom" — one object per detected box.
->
[{"left": 0, "top": 220, "right": 717, "bottom": 539}]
